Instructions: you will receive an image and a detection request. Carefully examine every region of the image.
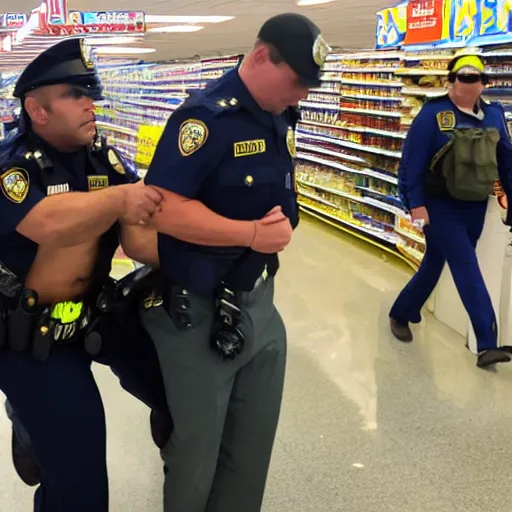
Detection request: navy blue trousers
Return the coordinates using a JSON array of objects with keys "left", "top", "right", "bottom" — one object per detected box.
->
[
  {"left": 0, "top": 305, "right": 167, "bottom": 512},
  {"left": 390, "top": 197, "right": 497, "bottom": 352}
]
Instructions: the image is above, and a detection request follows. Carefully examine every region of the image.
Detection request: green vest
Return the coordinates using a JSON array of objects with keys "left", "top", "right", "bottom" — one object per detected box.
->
[{"left": 430, "top": 127, "right": 500, "bottom": 201}]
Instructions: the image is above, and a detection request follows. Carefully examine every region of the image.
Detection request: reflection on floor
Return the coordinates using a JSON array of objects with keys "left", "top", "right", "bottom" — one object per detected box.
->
[{"left": 2, "top": 214, "right": 512, "bottom": 511}]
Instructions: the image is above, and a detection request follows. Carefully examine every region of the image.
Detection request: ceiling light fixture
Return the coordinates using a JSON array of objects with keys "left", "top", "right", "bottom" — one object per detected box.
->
[
  {"left": 148, "top": 25, "right": 204, "bottom": 33},
  {"left": 297, "top": 0, "right": 336, "bottom": 5},
  {"left": 85, "top": 36, "right": 141, "bottom": 45},
  {"left": 145, "top": 15, "right": 234, "bottom": 24},
  {"left": 94, "top": 46, "right": 156, "bottom": 55}
]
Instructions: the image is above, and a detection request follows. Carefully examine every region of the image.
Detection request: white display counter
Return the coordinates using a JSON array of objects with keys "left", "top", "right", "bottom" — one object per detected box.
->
[{"left": 429, "top": 195, "right": 511, "bottom": 353}]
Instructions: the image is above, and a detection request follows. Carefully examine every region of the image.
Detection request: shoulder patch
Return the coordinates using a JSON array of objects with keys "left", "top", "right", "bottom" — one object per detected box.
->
[
  {"left": 107, "top": 148, "right": 126, "bottom": 175},
  {"left": 178, "top": 119, "right": 209, "bottom": 157},
  {"left": 1, "top": 167, "right": 29, "bottom": 203},
  {"left": 436, "top": 111, "right": 456, "bottom": 131}
]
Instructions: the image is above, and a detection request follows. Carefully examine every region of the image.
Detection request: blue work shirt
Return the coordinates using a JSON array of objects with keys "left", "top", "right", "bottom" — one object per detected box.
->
[
  {"left": 0, "top": 133, "right": 136, "bottom": 286},
  {"left": 398, "top": 94, "right": 512, "bottom": 210},
  {"left": 145, "top": 68, "right": 299, "bottom": 294}
]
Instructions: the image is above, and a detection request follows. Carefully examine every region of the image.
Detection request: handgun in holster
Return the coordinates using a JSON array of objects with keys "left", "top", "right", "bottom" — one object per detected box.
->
[{"left": 7, "top": 289, "right": 41, "bottom": 352}]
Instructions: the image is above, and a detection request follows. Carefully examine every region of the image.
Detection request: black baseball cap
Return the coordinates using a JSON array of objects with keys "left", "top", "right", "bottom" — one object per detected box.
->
[
  {"left": 14, "top": 38, "right": 103, "bottom": 100},
  {"left": 257, "top": 13, "right": 330, "bottom": 86}
]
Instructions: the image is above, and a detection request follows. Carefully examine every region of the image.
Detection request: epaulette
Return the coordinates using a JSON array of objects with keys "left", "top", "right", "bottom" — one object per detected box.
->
[
  {"left": 205, "top": 96, "right": 240, "bottom": 116},
  {"left": 179, "top": 89, "right": 240, "bottom": 118}
]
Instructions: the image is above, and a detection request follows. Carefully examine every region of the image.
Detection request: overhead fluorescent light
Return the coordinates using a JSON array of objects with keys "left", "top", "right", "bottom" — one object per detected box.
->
[
  {"left": 297, "top": 0, "right": 335, "bottom": 5},
  {"left": 94, "top": 46, "right": 156, "bottom": 55},
  {"left": 145, "top": 15, "right": 234, "bottom": 24},
  {"left": 148, "top": 25, "right": 204, "bottom": 33},
  {"left": 86, "top": 36, "right": 141, "bottom": 45}
]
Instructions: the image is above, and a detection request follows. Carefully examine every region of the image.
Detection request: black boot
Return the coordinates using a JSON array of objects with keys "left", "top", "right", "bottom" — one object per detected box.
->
[
  {"left": 390, "top": 318, "right": 413, "bottom": 343},
  {"left": 11, "top": 428, "right": 41, "bottom": 487},
  {"left": 150, "top": 409, "right": 173, "bottom": 450},
  {"left": 476, "top": 349, "right": 511, "bottom": 369}
]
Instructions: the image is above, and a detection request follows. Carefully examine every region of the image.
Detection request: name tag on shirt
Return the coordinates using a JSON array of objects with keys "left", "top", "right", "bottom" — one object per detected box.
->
[
  {"left": 233, "top": 139, "right": 266, "bottom": 158},
  {"left": 47, "top": 183, "right": 70, "bottom": 196},
  {"left": 88, "top": 175, "right": 109, "bottom": 191}
]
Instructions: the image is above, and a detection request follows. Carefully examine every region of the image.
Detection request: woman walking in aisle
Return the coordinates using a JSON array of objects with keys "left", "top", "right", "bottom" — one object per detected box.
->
[{"left": 389, "top": 54, "right": 512, "bottom": 369}]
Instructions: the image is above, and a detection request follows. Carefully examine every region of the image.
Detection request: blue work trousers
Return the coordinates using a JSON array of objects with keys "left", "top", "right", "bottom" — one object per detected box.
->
[
  {"left": 0, "top": 307, "right": 167, "bottom": 512},
  {"left": 390, "top": 197, "right": 497, "bottom": 352}
]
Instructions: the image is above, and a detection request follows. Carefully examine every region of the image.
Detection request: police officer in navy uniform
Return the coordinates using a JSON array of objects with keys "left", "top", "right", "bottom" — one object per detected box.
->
[
  {"left": 389, "top": 54, "right": 512, "bottom": 369},
  {"left": 132, "top": 13, "right": 330, "bottom": 512},
  {"left": 0, "top": 38, "right": 169, "bottom": 511}
]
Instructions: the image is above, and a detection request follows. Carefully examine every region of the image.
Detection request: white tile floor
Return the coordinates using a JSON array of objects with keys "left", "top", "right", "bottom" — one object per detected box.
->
[{"left": 2, "top": 214, "right": 512, "bottom": 511}]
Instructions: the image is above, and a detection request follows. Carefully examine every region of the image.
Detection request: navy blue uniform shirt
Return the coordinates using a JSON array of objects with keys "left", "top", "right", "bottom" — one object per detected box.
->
[
  {"left": 145, "top": 68, "right": 299, "bottom": 293},
  {"left": 398, "top": 94, "right": 512, "bottom": 210},
  {"left": 0, "top": 133, "right": 137, "bottom": 286}
]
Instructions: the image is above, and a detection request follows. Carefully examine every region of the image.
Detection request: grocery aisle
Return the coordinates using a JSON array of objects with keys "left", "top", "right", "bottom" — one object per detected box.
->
[{"left": 2, "top": 216, "right": 512, "bottom": 511}]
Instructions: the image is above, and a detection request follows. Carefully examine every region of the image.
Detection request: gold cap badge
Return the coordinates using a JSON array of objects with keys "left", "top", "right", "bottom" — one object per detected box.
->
[
  {"left": 313, "top": 34, "right": 331, "bottom": 67},
  {"left": 79, "top": 39, "right": 95, "bottom": 71}
]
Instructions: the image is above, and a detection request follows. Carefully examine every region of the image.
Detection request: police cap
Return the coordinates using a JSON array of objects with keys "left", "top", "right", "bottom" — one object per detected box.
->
[
  {"left": 13, "top": 38, "right": 103, "bottom": 100},
  {"left": 257, "top": 13, "right": 330, "bottom": 86}
]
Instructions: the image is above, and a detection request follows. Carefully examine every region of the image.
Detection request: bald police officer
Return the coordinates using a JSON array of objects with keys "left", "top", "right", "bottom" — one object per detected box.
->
[
  {"left": 133, "top": 13, "right": 331, "bottom": 512},
  {"left": 0, "top": 38, "right": 167, "bottom": 512}
]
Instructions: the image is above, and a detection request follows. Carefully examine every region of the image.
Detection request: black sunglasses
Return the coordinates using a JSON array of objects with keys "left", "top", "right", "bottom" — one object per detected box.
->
[{"left": 456, "top": 73, "right": 489, "bottom": 85}]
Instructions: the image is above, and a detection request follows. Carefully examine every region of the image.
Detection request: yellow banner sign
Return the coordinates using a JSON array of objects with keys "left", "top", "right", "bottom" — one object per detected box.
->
[{"left": 135, "top": 125, "right": 165, "bottom": 167}]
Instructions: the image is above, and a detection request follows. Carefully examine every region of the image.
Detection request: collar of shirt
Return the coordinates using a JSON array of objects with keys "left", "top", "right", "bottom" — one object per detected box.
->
[{"left": 224, "top": 67, "right": 276, "bottom": 128}]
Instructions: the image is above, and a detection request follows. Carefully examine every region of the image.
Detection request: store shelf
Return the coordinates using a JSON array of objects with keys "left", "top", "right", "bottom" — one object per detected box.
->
[
  {"left": 298, "top": 199, "right": 399, "bottom": 245},
  {"left": 395, "top": 68, "right": 448, "bottom": 76},
  {"left": 401, "top": 87, "right": 447, "bottom": 98},
  {"left": 296, "top": 128, "right": 402, "bottom": 159},
  {"left": 341, "top": 78, "right": 403, "bottom": 88},
  {"left": 298, "top": 178, "right": 405, "bottom": 217},
  {"left": 96, "top": 121, "right": 138, "bottom": 137},
  {"left": 298, "top": 202, "right": 417, "bottom": 271},
  {"left": 296, "top": 150, "right": 398, "bottom": 184},
  {"left": 344, "top": 93, "right": 403, "bottom": 102}
]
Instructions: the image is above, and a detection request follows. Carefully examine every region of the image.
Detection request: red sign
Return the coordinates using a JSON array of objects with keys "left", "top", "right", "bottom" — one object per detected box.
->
[
  {"left": 404, "top": 0, "right": 444, "bottom": 45},
  {"left": 37, "top": 22, "right": 145, "bottom": 36}
]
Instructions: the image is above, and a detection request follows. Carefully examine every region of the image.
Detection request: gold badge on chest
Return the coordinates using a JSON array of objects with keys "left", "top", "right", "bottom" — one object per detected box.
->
[
  {"left": 286, "top": 127, "right": 297, "bottom": 158},
  {"left": 107, "top": 148, "right": 126, "bottom": 175},
  {"left": 1, "top": 167, "right": 29, "bottom": 203},
  {"left": 178, "top": 119, "right": 209, "bottom": 157},
  {"left": 88, "top": 175, "right": 109, "bottom": 191},
  {"left": 436, "top": 111, "right": 456, "bottom": 132}
]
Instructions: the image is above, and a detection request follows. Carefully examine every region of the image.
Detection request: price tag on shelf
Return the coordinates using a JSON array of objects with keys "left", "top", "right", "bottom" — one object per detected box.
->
[{"left": 135, "top": 125, "right": 165, "bottom": 166}]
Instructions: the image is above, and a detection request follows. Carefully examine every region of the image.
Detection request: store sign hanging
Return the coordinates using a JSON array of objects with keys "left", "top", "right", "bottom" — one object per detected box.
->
[
  {"left": 135, "top": 125, "right": 165, "bottom": 167},
  {"left": 376, "top": 3, "right": 408, "bottom": 49},
  {"left": 67, "top": 10, "right": 145, "bottom": 33},
  {"left": 0, "top": 13, "right": 28, "bottom": 29},
  {"left": 404, "top": 0, "right": 445, "bottom": 45},
  {"left": 0, "top": 34, "right": 12, "bottom": 52}
]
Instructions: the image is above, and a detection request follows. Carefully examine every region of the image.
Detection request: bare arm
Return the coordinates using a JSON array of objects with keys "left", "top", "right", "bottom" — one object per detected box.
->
[
  {"left": 17, "top": 186, "right": 125, "bottom": 247},
  {"left": 150, "top": 187, "right": 255, "bottom": 247},
  {"left": 120, "top": 223, "right": 160, "bottom": 267}
]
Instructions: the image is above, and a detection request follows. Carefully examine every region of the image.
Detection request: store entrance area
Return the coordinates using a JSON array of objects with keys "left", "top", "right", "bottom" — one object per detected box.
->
[{"left": 1, "top": 216, "right": 511, "bottom": 512}]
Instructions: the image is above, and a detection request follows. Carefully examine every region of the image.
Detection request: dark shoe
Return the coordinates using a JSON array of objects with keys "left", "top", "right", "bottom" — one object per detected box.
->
[
  {"left": 11, "top": 428, "right": 41, "bottom": 487},
  {"left": 476, "top": 349, "right": 511, "bottom": 369},
  {"left": 390, "top": 318, "right": 413, "bottom": 342},
  {"left": 150, "top": 409, "right": 173, "bottom": 450}
]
